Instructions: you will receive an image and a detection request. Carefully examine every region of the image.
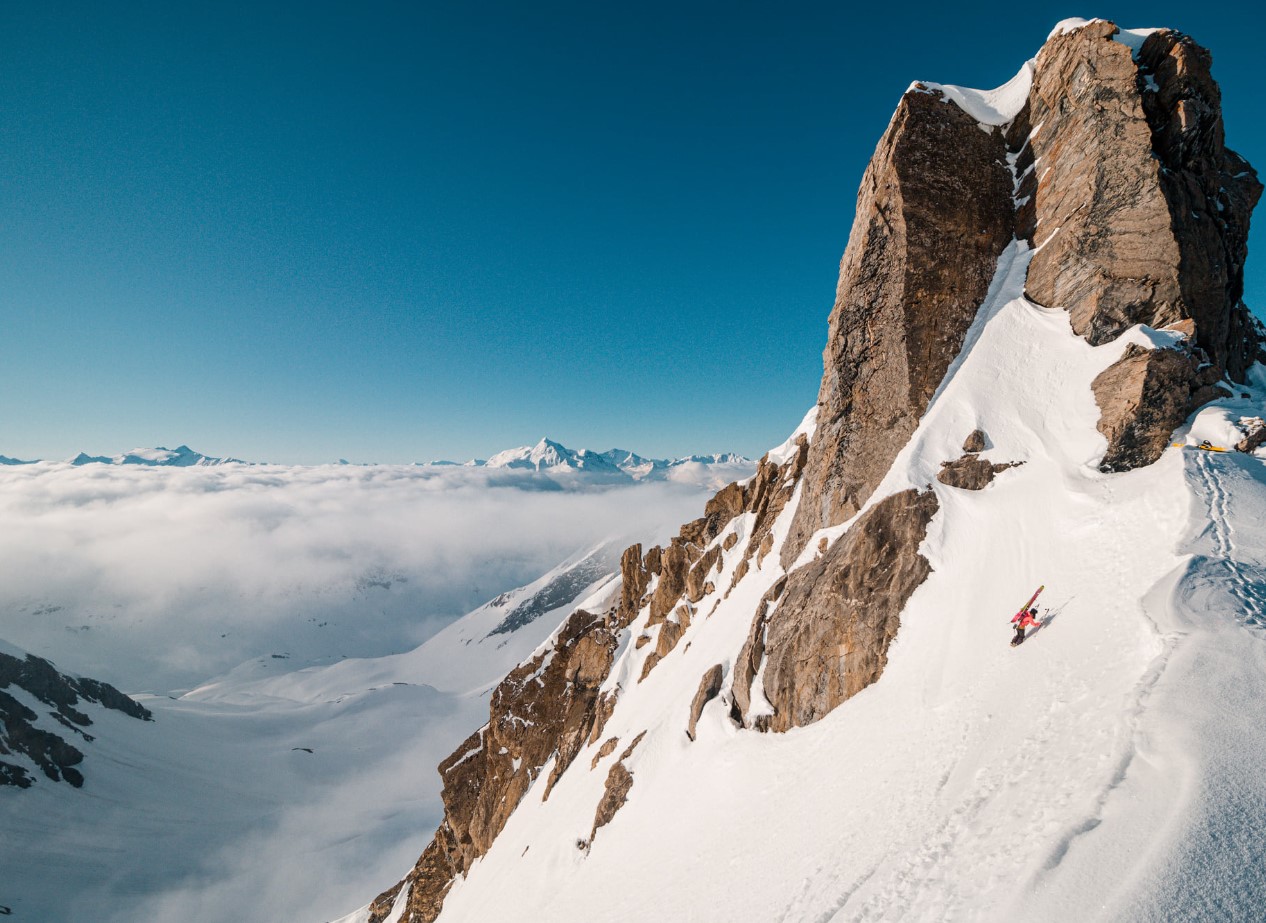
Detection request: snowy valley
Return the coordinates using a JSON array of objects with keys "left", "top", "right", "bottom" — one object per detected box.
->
[{"left": 0, "top": 450, "right": 746, "bottom": 920}]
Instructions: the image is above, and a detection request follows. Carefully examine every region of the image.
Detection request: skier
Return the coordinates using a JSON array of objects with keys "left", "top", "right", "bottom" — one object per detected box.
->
[{"left": 1011, "top": 607, "right": 1041, "bottom": 646}]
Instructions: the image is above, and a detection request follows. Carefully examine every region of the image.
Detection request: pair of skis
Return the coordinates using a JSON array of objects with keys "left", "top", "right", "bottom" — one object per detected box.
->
[{"left": 1009, "top": 585, "right": 1043, "bottom": 647}]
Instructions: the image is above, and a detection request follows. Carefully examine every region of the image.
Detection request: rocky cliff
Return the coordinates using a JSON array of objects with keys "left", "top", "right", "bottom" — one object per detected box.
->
[
  {"left": 0, "top": 646, "right": 152, "bottom": 788},
  {"left": 354, "top": 21, "right": 1259, "bottom": 923}
]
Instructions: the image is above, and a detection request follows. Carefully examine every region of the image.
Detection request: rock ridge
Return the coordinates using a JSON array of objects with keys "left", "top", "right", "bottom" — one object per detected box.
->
[{"left": 352, "top": 22, "right": 1260, "bottom": 922}]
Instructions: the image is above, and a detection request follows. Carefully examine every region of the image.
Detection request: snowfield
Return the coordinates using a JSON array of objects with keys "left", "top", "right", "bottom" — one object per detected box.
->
[{"left": 337, "top": 243, "right": 1266, "bottom": 923}]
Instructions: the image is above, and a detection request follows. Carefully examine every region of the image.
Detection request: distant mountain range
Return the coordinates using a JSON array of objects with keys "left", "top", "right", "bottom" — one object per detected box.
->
[
  {"left": 0, "top": 438, "right": 753, "bottom": 482},
  {"left": 0, "top": 445, "right": 244, "bottom": 467},
  {"left": 426, "top": 437, "right": 751, "bottom": 482}
]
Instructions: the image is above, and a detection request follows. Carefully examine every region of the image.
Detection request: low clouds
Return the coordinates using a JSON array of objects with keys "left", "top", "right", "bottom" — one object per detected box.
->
[{"left": 0, "top": 463, "right": 712, "bottom": 692}]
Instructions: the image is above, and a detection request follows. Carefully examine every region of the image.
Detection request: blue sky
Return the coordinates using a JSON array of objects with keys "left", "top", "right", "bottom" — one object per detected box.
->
[{"left": 3, "top": 2, "right": 1263, "bottom": 464}]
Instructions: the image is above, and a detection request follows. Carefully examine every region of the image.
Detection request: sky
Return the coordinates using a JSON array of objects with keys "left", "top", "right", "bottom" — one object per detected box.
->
[{"left": 2, "top": 1, "right": 1264, "bottom": 464}]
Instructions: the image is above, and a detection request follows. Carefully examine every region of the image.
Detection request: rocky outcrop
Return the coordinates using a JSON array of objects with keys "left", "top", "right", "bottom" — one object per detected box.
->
[
  {"left": 782, "top": 87, "right": 1015, "bottom": 565},
  {"left": 962, "top": 430, "right": 989, "bottom": 454},
  {"left": 1093, "top": 342, "right": 1227, "bottom": 471},
  {"left": 1234, "top": 417, "right": 1266, "bottom": 454},
  {"left": 736, "top": 489, "right": 939, "bottom": 733},
  {"left": 1015, "top": 21, "right": 1189, "bottom": 343},
  {"left": 937, "top": 455, "right": 1020, "bottom": 490},
  {"left": 1013, "top": 22, "right": 1261, "bottom": 434},
  {"left": 685, "top": 664, "right": 724, "bottom": 741},
  {"left": 1139, "top": 30, "right": 1264, "bottom": 381},
  {"left": 587, "top": 731, "right": 645, "bottom": 846},
  {"left": 367, "top": 607, "right": 625, "bottom": 922},
  {"left": 590, "top": 735, "right": 620, "bottom": 770},
  {"left": 0, "top": 648, "right": 152, "bottom": 789}
]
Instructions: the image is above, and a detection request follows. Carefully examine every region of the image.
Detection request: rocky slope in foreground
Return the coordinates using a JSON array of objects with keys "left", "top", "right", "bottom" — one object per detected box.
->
[
  {"left": 344, "top": 20, "right": 1262, "bottom": 923},
  {"left": 0, "top": 643, "right": 151, "bottom": 788}
]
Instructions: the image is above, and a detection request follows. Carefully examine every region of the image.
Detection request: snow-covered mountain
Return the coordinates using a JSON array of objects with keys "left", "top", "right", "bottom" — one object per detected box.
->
[
  {"left": 2, "top": 439, "right": 753, "bottom": 487},
  {"left": 35, "top": 445, "right": 248, "bottom": 466},
  {"left": 484, "top": 438, "right": 626, "bottom": 477},
  {"left": 0, "top": 538, "right": 633, "bottom": 921},
  {"left": 6, "top": 16, "right": 1266, "bottom": 923},
  {"left": 184, "top": 541, "right": 624, "bottom": 704},
  {"left": 0, "top": 639, "right": 152, "bottom": 789},
  {"left": 333, "top": 19, "right": 1266, "bottom": 923},
  {"left": 430, "top": 437, "right": 754, "bottom": 487}
]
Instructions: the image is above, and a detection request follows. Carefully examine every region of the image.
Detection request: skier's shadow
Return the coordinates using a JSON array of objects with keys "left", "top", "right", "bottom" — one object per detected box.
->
[{"left": 1023, "top": 598, "right": 1071, "bottom": 643}]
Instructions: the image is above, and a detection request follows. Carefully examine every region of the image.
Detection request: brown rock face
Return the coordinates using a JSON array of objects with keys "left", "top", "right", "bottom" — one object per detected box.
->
[
  {"left": 962, "top": 429, "right": 989, "bottom": 453},
  {"left": 1092, "top": 342, "right": 1226, "bottom": 472},
  {"left": 937, "top": 454, "right": 1020, "bottom": 490},
  {"left": 368, "top": 608, "right": 625, "bottom": 923},
  {"left": 587, "top": 731, "right": 645, "bottom": 845},
  {"left": 1235, "top": 417, "right": 1266, "bottom": 454},
  {"left": 1017, "top": 21, "right": 1187, "bottom": 342},
  {"left": 591, "top": 736, "right": 619, "bottom": 770},
  {"left": 685, "top": 664, "right": 724, "bottom": 741},
  {"left": 1016, "top": 22, "right": 1261, "bottom": 374},
  {"left": 1140, "top": 31, "right": 1264, "bottom": 380},
  {"left": 783, "top": 87, "right": 1014, "bottom": 565},
  {"left": 737, "top": 489, "right": 939, "bottom": 733}
]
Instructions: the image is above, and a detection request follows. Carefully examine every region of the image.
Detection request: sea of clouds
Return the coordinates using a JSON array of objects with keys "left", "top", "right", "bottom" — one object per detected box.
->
[{"left": 0, "top": 462, "right": 713, "bottom": 692}]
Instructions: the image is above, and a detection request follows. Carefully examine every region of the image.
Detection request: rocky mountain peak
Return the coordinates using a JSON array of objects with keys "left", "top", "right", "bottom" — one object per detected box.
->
[
  {"left": 345, "top": 21, "right": 1260, "bottom": 923},
  {"left": 784, "top": 17, "right": 1260, "bottom": 562}
]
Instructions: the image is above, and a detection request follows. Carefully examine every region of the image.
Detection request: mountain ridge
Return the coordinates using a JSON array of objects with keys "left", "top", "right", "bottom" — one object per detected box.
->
[
  {"left": 341, "top": 19, "right": 1266, "bottom": 923},
  {"left": 0, "top": 437, "right": 751, "bottom": 478}
]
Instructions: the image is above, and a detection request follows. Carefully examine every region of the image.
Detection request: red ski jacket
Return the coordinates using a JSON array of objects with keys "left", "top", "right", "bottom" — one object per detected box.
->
[{"left": 1011, "top": 610, "right": 1041, "bottom": 629}]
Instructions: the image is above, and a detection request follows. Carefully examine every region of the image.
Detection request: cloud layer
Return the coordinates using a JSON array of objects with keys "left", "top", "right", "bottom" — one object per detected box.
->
[{"left": 0, "top": 463, "right": 712, "bottom": 692}]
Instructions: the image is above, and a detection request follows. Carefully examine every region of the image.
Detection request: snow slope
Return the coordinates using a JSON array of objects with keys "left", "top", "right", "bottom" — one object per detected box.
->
[
  {"left": 343, "top": 241, "right": 1266, "bottom": 923},
  {"left": 0, "top": 540, "right": 630, "bottom": 921},
  {"left": 0, "top": 673, "right": 485, "bottom": 923},
  {"left": 185, "top": 542, "right": 624, "bottom": 704}
]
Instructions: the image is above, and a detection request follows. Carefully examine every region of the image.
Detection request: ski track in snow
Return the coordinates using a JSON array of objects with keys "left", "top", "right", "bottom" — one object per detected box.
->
[{"left": 1193, "top": 450, "right": 1266, "bottom": 628}]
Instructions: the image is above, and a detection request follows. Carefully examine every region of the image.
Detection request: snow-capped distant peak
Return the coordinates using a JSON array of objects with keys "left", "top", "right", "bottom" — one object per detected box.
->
[
  {"left": 669, "top": 452, "right": 749, "bottom": 466},
  {"left": 485, "top": 438, "right": 596, "bottom": 472},
  {"left": 63, "top": 445, "right": 246, "bottom": 467},
  {"left": 477, "top": 438, "right": 753, "bottom": 485}
]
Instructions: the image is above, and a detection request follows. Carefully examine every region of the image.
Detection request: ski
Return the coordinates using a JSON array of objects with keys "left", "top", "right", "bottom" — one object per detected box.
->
[
  {"left": 1017, "top": 585, "right": 1043, "bottom": 615},
  {"left": 1171, "top": 441, "right": 1229, "bottom": 452},
  {"left": 1009, "top": 587, "right": 1043, "bottom": 647}
]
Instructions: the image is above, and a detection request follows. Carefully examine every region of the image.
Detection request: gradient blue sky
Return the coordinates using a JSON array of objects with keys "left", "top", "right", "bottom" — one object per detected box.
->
[{"left": 3, "top": 2, "right": 1264, "bottom": 464}]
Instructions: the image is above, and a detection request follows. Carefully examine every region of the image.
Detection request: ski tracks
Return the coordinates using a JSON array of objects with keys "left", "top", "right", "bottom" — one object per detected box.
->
[{"left": 1192, "top": 452, "right": 1266, "bottom": 629}]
